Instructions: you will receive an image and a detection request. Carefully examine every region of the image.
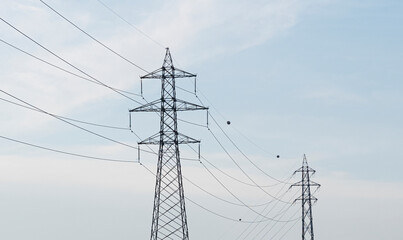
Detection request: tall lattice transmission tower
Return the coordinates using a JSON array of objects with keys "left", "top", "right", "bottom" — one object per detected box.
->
[
  {"left": 291, "top": 154, "right": 320, "bottom": 240},
  {"left": 130, "top": 48, "right": 208, "bottom": 240}
]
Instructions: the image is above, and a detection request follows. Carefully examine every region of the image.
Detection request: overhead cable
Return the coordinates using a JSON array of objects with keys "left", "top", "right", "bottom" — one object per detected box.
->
[
  {"left": 187, "top": 144, "right": 287, "bottom": 188},
  {"left": 0, "top": 88, "right": 140, "bottom": 151},
  {"left": 196, "top": 90, "right": 291, "bottom": 185},
  {"left": 0, "top": 97, "right": 129, "bottom": 130},
  {"left": 40, "top": 0, "right": 149, "bottom": 73},
  {"left": 238, "top": 191, "right": 299, "bottom": 240},
  {"left": 233, "top": 184, "right": 297, "bottom": 240},
  {"left": 95, "top": 0, "right": 165, "bottom": 49},
  {"left": 183, "top": 175, "right": 276, "bottom": 208},
  {"left": 141, "top": 163, "right": 297, "bottom": 224},
  {"left": 196, "top": 88, "right": 286, "bottom": 158},
  {"left": 208, "top": 129, "right": 292, "bottom": 204},
  {"left": 0, "top": 17, "right": 143, "bottom": 105},
  {"left": 0, "top": 38, "right": 141, "bottom": 97},
  {"left": 199, "top": 161, "right": 292, "bottom": 221},
  {"left": 209, "top": 112, "right": 291, "bottom": 185},
  {"left": 255, "top": 207, "right": 300, "bottom": 240},
  {"left": 276, "top": 215, "right": 300, "bottom": 240},
  {"left": 0, "top": 135, "right": 137, "bottom": 163}
]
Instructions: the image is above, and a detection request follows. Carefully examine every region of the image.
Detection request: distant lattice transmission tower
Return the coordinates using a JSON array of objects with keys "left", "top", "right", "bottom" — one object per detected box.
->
[
  {"left": 130, "top": 48, "right": 207, "bottom": 240},
  {"left": 291, "top": 154, "right": 320, "bottom": 240}
]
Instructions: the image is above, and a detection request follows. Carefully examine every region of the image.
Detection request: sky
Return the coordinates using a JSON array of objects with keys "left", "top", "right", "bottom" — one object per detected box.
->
[{"left": 0, "top": 0, "right": 402, "bottom": 239}]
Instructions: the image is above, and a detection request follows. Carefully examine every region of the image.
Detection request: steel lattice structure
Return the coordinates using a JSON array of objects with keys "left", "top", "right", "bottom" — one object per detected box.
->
[
  {"left": 291, "top": 154, "right": 320, "bottom": 240},
  {"left": 130, "top": 48, "right": 207, "bottom": 240}
]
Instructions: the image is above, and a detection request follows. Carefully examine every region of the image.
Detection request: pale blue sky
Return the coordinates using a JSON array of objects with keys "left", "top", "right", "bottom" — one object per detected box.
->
[{"left": 0, "top": 0, "right": 402, "bottom": 239}]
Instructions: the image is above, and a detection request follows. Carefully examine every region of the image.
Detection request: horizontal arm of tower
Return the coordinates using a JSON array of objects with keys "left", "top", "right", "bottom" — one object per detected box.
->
[
  {"left": 140, "top": 67, "right": 196, "bottom": 79},
  {"left": 138, "top": 132, "right": 200, "bottom": 145},
  {"left": 290, "top": 181, "right": 302, "bottom": 188},
  {"left": 172, "top": 67, "right": 197, "bottom": 78},
  {"left": 309, "top": 181, "right": 321, "bottom": 187},
  {"left": 129, "top": 99, "right": 160, "bottom": 112},
  {"left": 140, "top": 68, "right": 164, "bottom": 79},
  {"left": 293, "top": 167, "right": 316, "bottom": 174},
  {"left": 176, "top": 99, "right": 208, "bottom": 111},
  {"left": 178, "top": 133, "right": 200, "bottom": 144},
  {"left": 129, "top": 99, "right": 208, "bottom": 112},
  {"left": 290, "top": 181, "right": 320, "bottom": 188},
  {"left": 293, "top": 196, "right": 318, "bottom": 202}
]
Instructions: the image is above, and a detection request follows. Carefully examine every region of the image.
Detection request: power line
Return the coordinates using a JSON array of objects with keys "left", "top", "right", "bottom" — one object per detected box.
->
[
  {"left": 199, "top": 161, "right": 292, "bottom": 222},
  {"left": 0, "top": 135, "right": 137, "bottom": 163},
  {"left": 196, "top": 91, "right": 292, "bottom": 185},
  {"left": 140, "top": 163, "right": 295, "bottom": 224},
  {"left": 179, "top": 139, "right": 297, "bottom": 214},
  {"left": 2, "top": 97, "right": 175, "bottom": 160},
  {"left": 183, "top": 174, "right": 276, "bottom": 208},
  {"left": 234, "top": 185, "right": 298, "bottom": 240},
  {"left": 177, "top": 118, "right": 300, "bottom": 223},
  {"left": 0, "top": 88, "right": 139, "bottom": 150},
  {"left": 167, "top": 76, "right": 296, "bottom": 193},
  {"left": 177, "top": 85, "right": 196, "bottom": 95},
  {"left": 95, "top": 0, "right": 166, "bottom": 49},
  {"left": 0, "top": 17, "right": 143, "bottom": 105},
  {"left": 0, "top": 96, "right": 129, "bottom": 130},
  {"left": 276, "top": 216, "right": 300, "bottom": 240},
  {"left": 180, "top": 101, "right": 291, "bottom": 190},
  {"left": 0, "top": 87, "right": 161, "bottom": 156},
  {"left": 0, "top": 38, "right": 141, "bottom": 97},
  {"left": 209, "top": 112, "right": 291, "bottom": 185},
  {"left": 95, "top": 0, "right": 187, "bottom": 80},
  {"left": 241, "top": 192, "right": 299, "bottom": 240},
  {"left": 208, "top": 128, "right": 292, "bottom": 204},
  {"left": 40, "top": 0, "right": 149, "bottom": 73},
  {"left": 255, "top": 206, "right": 300, "bottom": 240},
  {"left": 177, "top": 117, "right": 208, "bottom": 128},
  {"left": 39, "top": 1, "right": 195, "bottom": 111},
  {"left": 187, "top": 143, "right": 286, "bottom": 188},
  {"left": 190, "top": 93, "right": 294, "bottom": 202},
  {"left": 196, "top": 88, "right": 290, "bottom": 159}
]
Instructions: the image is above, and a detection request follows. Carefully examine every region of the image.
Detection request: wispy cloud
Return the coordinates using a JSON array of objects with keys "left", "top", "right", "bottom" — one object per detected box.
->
[{"left": 142, "top": 0, "right": 321, "bottom": 63}]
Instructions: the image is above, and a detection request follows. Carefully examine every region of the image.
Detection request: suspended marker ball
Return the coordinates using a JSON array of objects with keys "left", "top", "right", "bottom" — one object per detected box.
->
[
  {"left": 277, "top": 155, "right": 280, "bottom": 158},
  {"left": 227, "top": 121, "right": 231, "bottom": 125}
]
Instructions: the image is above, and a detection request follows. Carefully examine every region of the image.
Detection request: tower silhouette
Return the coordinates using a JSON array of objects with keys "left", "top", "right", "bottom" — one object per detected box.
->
[
  {"left": 291, "top": 154, "right": 320, "bottom": 240},
  {"left": 130, "top": 48, "right": 207, "bottom": 240}
]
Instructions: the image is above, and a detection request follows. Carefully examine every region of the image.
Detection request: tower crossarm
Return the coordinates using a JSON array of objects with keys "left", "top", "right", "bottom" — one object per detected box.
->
[
  {"left": 293, "top": 166, "right": 316, "bottom": 174},
  {"left": 130, "top": 99, "right": 161, "bottom": 112},
  {"left": 141, "top": 67, "right": 196, "bottom": 80},
  {"left": 176, "top": 99, "right": 208, "bottom": 111},
  {"left": 130, "top": 99, "right": 207, "bottom": 113},
  {"left": 138, "top": 132, "right": 200, "bottom": 145},
  {"left": 293, "top": 196, "right": 318, "bottom": 202},
  {"left": 291, "top": 181, "right": 321, "bottom": 188}
]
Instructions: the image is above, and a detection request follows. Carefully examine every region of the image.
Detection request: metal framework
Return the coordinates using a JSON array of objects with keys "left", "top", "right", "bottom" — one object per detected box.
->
[
  {"left": 130, "top": 48, "right": 207, "bottom": 240},
  {"left": 291, "top": 154, "right": 320, "bottom": 240}
]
